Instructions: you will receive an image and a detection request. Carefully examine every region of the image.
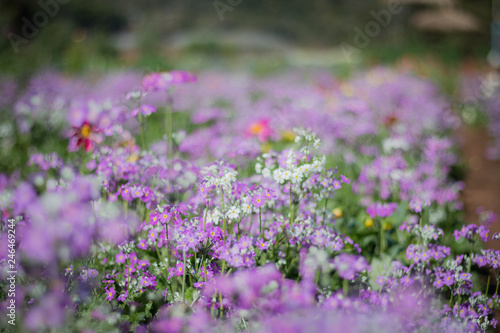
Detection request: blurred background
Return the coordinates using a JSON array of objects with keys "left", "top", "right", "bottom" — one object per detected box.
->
[
  {"left": 0, "top": 0, "right": 492, "bottom": 75},
  {"left": 0, "top": 0, "right": 498, "bottom": 229}
]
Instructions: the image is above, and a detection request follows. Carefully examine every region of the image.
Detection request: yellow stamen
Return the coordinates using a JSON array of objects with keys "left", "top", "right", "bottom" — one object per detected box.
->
[{"left": 81, "top": 124, "right": 91, "bottom": 138}]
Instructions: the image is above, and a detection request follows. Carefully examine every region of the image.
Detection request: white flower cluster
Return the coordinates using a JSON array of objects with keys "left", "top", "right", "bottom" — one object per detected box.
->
[
  {"left": 205, "top": 207, "right": 223, "bottom": 225},
  {"left": 200, "top": 162, "right": 238, "bottom": 192},
  {"left": 406, "top": 223, "right": 444, "bottom": 246},
  {"left": 294, "top": 128, "right": 321, "bottom": 151},
  {"left": 256, "top": 130, "right": 326, "bottom": 188}
]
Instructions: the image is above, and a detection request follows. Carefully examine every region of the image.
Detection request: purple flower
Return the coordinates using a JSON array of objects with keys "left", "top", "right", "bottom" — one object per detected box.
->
[
  {"left": 88, "top": 269, "right": 98, "bottom": 278},
  {"left": 169, "top": 262, "right": 185, "bottom": 278},
  {"left": 256, "top": 239, "right": 269, "bottom": 250},
  {"left": 117, "top": 291, "right": 128, "bottom": 302},
  {"left": 129, "top": 252, "right": 138, "bottom": 263},
  {"left": 142, "top": 73, "right": 168, "bottom": 92},
  {"left": 333, "top": 254, "right": 369, "bottom": 280},
  {"left": 442, "top": 272, "right": 455, "bottom": 286},
  {"left": 366, "top": 202, "right": 397, "bottom": 218},
  {"left": 140, "top": 104, "right": 156, "bottom": 116},
  {"left": 340, "top": 174, "right": 350, "bottom": 184},
  {"left": 433, "top": 277, "right": 444, "bottom": 289},
  {"left": 252, "top": 194, "right": 266, "bottom": 208},
  {"left": 147, "top": 229, "right": 158, "bottom": 241},
  {"left": 137, "top": 239, "right": 148, "bottom": 250},
  {"left": 138, "top": 259, "right": 150, "bottom": 269},
  {"left": 400, "top": 276, "right": 414, "bottom": 287},
  {"left": 105, "top": 287, "right": 116, "bottom": 301},
  {"left": 115, "top": 252, "right": 126, "bottom": 264},
  {"left": 140, "top": 276, "right": 153, "bottom": 287}
]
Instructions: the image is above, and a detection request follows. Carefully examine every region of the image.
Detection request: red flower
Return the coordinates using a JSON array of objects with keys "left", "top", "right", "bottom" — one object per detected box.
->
[
  {"left": 247, "top": 118, "right": 273, "bottom": 142},
  {"left": 69, "top": 121, "right": 102, "bottom": 153}
]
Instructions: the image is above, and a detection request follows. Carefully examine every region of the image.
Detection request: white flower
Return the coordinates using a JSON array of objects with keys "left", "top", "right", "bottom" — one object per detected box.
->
[
  {"left": 273, "top": 169, "right": 286, "bottom": 184},
  {"left": 227, "top": 206, "right": 240, "bottom": 219},
  {"left": 242, "top": 203, "right": 253, "bottom": 214},
  {"left": 262, "top": 168, "right": 271, "bottom": 178},
  {"left": 226, "top": 171, "right": 237, "bottom": 181},
  {"left": 300, "top": 164, "right": 312, "bottom": 174},
  {"left": 212, "top": 177, "right": 221, "bottom": 187},
  {"left": 291, "top": 171, "right": 303, "bottom": 184}
]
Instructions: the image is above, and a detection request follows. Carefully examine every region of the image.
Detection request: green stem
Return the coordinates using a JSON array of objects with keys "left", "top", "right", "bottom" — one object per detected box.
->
[
  {"left": 139, "top": 113, "right": 146, "bottom": 151},
  {"left": 182, "top": 250, "right": 187, "bottom": 302},
  {"left": 467, "top": 242, "right": 473, "bottom": 273},
  {"left": 123, "top": 200, "right": 128, "bottom": 217},
  {"left": 380, "top": 219, "right": 385, "bottom": 255},
  {"left": 220, "top": 260, "right": 226, "bottom": 316},
  {"left": 289, "top": 182, "right": 294, "bottom": 227},
  {"left": 220, "top": 190, "right": 227, "bottom": 240},
  {"left": 322, "top": 198, "right": 328, "bottom": 226},
  {"left": 166, "top": 96, "right": 173, "bottom": 165},
  {"left": 166, "top": 223, "right": 170, "bottom": 269},
  {"left": 203, "top": 201, "right": 209, "bottom": 233},
  {"left": 259, "top": 207, "right": 262, "bottom": 238},
  {"left": 219, "top": 292, "right": 223, "bottom": 318},
  {"left": 343, "top": 279, "right": 349, "bottom": 296},
  {"left": 495, "top": 275, "right": 500, "bottom": 298},
  {"left": 486, "top": 274, "right": 491, "bottom": 296},
  {"left": 248, "top": 214, "right": 254, "bottom": 235},
  {"left": 194, "top": 250, "right": 198, "bottom": 275},
  {"left": 203, "top": 254, "right": 207, "bottom": 283}
]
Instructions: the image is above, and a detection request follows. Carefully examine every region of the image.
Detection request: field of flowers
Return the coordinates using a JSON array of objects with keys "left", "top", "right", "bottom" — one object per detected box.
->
[{"left": 1, "top": 67, "right": 499, "bottom": 332}]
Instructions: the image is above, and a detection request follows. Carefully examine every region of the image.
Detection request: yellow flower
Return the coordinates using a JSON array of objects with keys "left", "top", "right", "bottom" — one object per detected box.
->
[
  {"left": 281, "top": 130, "right": 296, "bottom": 142},
  {"left": 364, "top": 218, "right": 374, "bottom": 228},
  {"left": 127, "top": 154, "right": 139, "bottom": 163},
  {"left": 383, "top": 222, "right": 393, "bottom": 230},
  {"left": 261, "top": 143, "right": 271, "bottom": 153},
  {"left": 332, "top": 208, "right": 343, "bottom": 218}
]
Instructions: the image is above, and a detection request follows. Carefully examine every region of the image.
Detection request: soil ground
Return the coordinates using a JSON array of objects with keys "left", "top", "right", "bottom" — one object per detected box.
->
[{"left": 460, "top": 125, "right": 500, "bottom": 250}]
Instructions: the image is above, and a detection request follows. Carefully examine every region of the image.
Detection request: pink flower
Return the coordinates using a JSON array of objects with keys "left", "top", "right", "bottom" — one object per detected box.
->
[
  {"left": 169, "top": 262, "right": 185, "bottom": 278},
  {"left": 168, "top": 70, "right": 197, "bottom": 84},
  {"left": 142, "top": 71, "right": 197, "bottom": 92},
  {"left": 247, "top": 118, "right": 273, "bottom": 142},
  {"left": 69, "top": 121, "right": 102, "bottom": 153},
  {"left": 115, "top": 252, "right": 126, "bottom": 264},
  {"left": 252, "top": 194, "right": 266, "bottom": 208},
  {"left": 256, "top": 239, "right": 269, "bottom": 250},
  {"left": 137, "top": 239, "right": 148, "bottom": 250},
  {"left": 105, "top": 287, "right": 116, "bottom": 301},
  {"left": 142, "top": 73, "right": 168, "bottom": 92}
]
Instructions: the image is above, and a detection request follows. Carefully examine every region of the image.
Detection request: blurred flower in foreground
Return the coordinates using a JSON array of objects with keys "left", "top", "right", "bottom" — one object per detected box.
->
[
  {"left": 142, "top": 71, "right": 197, "bottom": 92},
  {"left": 247, "top": 118, "right": 273, "bottom": 142},
  {"left": 332, "top": 208, "right": 343, "bottom": 218},
  {"left": 69, "top": 121, "right": 102, "bottom": 153}
]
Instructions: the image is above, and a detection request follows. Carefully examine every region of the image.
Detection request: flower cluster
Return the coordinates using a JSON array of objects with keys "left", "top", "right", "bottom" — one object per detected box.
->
[{"left": 0, "top": 67, "right": 494, "bottom": 333}]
